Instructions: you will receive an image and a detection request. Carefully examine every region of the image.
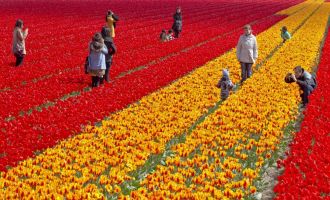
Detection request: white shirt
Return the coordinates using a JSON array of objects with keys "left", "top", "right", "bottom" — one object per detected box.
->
[{"left": 236, "top": 34, "right": 258, "bottom": 64}]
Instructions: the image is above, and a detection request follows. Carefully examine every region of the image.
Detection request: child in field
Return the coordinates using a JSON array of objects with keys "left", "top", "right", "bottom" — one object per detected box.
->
[
  {"left": 281, "top": 26, "right": 291, "bottom": 43},
  {"left": 166, "top": 29, "right": 175, "bottom": 41},
  {"left": 217, "top": 69, "right": 234, "bottom": 101}
]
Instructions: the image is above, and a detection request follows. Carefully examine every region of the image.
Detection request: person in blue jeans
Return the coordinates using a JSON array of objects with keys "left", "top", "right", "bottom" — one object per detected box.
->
[
  {"left": 236, "top": 24, "right": 258, "bottom": 83},
  {"left": 291, "top": 66, "right": 316, "bottom": 107}
]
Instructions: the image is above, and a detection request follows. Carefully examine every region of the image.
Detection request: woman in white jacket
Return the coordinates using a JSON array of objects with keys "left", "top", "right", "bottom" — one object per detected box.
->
[
  {"left": 88, "top": 33, "right": 108, "bottom": 88},
  {"left": 236, "top": 24, "right": 258, "bottom": 83}
]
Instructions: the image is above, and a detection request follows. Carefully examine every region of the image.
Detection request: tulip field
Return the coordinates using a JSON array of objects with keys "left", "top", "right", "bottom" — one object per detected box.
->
[{"left": 0, "top": 0, "right": 330, "bottom": 199}]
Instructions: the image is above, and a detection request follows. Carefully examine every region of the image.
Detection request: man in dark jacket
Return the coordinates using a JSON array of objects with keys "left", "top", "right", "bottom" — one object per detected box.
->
[
  {"left": 100, "top": 26, "right": 117, "bottom": 83},
  {"left": 291, "top": 66, "right": 316, "bottom": 106},
  {"left": 172, "top": 7, "right": 182, "bottom": 38}
]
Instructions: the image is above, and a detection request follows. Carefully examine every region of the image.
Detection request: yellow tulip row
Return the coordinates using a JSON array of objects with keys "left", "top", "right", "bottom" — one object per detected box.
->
[
  {"left": 277, "top": 0, "right": 319, "bottom": 15},
  {"left": 129, "top": 3, "right": 330, "bottom": 199},
  {"left": 0, "top": 1, "right": 324, "bottom": 199}
]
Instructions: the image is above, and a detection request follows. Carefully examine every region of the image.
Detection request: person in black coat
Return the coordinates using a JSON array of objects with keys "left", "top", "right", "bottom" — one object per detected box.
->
[
  {"left": 172, "top": 7, "right": 182, "bottom": 38},
  {"left": 100, "top": 26, "right": 117, "bottom": 83}
]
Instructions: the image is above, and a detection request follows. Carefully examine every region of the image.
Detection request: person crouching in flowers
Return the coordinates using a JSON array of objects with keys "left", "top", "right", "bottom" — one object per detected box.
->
[
  {"left": 88, "top": 33, "right": 108, "bottom": 88},
  {"left": 166, "top": 29, "right": 175, "bottom": 41},
  {"left": 217, "top": 69, "right": 234, "bottom": 101},
  {"left": 281, "top": 26, "right": 291, "bottom": 43},
  {"left": 160, "top": 29, "right": 167, "bottom": 42},
  {"left": 288, "top": 66, "right": 316, "bottom": 107}
]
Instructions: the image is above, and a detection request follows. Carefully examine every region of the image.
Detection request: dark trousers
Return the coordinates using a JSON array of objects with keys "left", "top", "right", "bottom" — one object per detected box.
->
[
  {"left": 91, "top": 76, "right": 100, "bottom": 87},
  {"left": 298, "top": 83, "right": 314, "bottom": 105},
  {"left": 240, "top": 62, "right": 253, "bottom": 83},
  {"left": 174, "top": 30, "right": 181, "bottom": 38},
  {"left": 15, "top": 53, "right": 24, "bottom": 66},
  {"left": 100, "top": 61, "right": 112, "bottom": 84}
]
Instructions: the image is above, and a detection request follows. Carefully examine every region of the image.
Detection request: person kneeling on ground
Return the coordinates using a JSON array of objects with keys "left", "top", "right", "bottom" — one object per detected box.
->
[
  {"left": 166, "top": 29, "right": 175, "bottom": 41},
  {"left": 217, "top": 69, "right": 234, "bottom": 101},
  {"left": 286, "top": 66, "right": 316, "bottom": 107},
  {"left": 88, "top": 33, "right": 108, "bottom": 88},
  {"left": 160, "top": 29, "right": 167, "bottom": 42}
]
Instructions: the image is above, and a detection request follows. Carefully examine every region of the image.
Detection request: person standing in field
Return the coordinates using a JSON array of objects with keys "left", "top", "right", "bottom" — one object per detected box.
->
[
  {"left": 236, "top": 24, "right": 258, "bottom": 83},
  {"left": 88, "top": 33, "right": 108, "bottom": 88},
  {"left": 100, "top": 26, "right": 117, "bottom": 83},
  {"left": 12, "top": 19, "right": 28, "bottom": 67},
  {"left": 172, "top": 7, "right": 182, "bottom": 38},
  {"left": 105, "top": 10, "right": 119, "bottom": 38}
]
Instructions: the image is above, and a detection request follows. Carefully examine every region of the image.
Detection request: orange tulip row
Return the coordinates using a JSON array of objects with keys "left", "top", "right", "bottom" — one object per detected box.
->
[
  {"left": 0, "top": 1, "right": 325, "bottom": 199},
  {"left": 128, "top": 3, "right": 330, "bottom": 199}
]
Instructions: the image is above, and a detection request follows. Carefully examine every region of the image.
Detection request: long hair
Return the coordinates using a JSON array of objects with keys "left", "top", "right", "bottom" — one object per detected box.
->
[{"left": 92, "top": 32, "right": 103, "bottom": 43}]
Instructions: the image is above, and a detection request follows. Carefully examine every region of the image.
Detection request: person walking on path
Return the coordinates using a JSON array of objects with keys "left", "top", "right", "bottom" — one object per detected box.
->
[
  {"left": 12, "top": 19, "right": 28, "bottom": 66},
  {"left": 236, "top": 24, "right": 258, "bottom": 83}
]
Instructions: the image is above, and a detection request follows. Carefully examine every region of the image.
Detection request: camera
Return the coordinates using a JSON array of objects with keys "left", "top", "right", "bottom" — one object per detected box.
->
[{"left": 285, "top": 73, "right": 295, "bottom": 83}]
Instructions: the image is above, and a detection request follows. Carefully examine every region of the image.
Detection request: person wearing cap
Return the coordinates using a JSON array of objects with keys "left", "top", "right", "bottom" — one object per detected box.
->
[
  {"left": 12, "top": 19, "right": 28, "bottom": 66},
  {"left": 100, "top": 26, "right": 116, "bottom": 83},
  {"left": 88, "top": 33, "right": 108, "bottom": 87},
  {"left": 281, "top": 26, "right": 291, "bottom": 43},
  {"left": 106, "top": 10, "right": 119, "bottom": 38},
  {"left": 236, "top": 24, "right": 258, "bottom": 83},
  {"left": 172, "top": 7, "right": 182, "bottom": 38},
  {"left": 290, "top": 66, "right": 316, "bottom": 106},
  {"left": 216, "top": 69, "right": 234, "bottom": 101}
]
